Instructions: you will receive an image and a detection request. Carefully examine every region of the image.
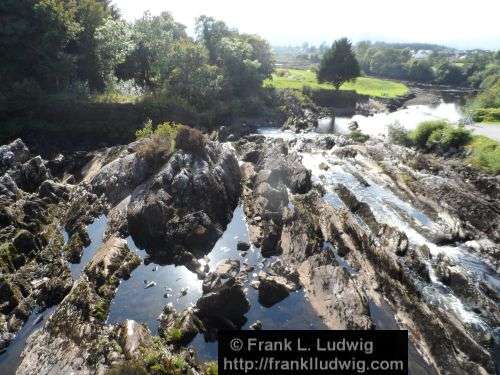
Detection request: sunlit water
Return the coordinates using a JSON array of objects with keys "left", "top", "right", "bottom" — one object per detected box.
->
[
  {"left": 108, "top": 205, "right": 326, "bottom": 359},
  {"left": 335, "top": 102, "right": 463, "bottom": 138},
  {"left": 259, "top": 119, "right": 499, "bottom": 332},
  {"left": 0, "top": 215, "right": 108, "bottom": 375}
]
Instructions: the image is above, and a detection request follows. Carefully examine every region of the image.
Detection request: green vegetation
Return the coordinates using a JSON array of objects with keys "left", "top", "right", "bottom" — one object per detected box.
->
[
  {"left": 466, "top": 76, "right": 500, "bottom": 123},
  {"left": 317, "top": 38, "right": 360, "bottom": 90},
  {"left": 471, "top": 108, "right": 500, "bottom": 123},
  {"left": 407, "top": 120, "right": 472, "bottom": 152},
  {"left": 1, "top": 4, "right": 275, "bottom": 147},
  {"left": 0, "top": 243, "right": 17, "bottom": 273},
  {"left": 349, "top": 130, "right": 370, "bottom": 143},
  {"left": 264, "top": 69, "right": 408, "bottom": 98},
  {"left": 205, "top": 362, "right": 218, "bottom": 375},
  {"left": 140, "top": 337, "right": 188, "bottom": 375},
  {"left": 135, "top": 120, "right": 206, "bottom": 166},
  {"left": 91, "top": 298, "right": 109, "bottom": 321},
  {"left": 356, "top": 41, "right": 500, "bottom": 87},
  {"left": 468, "top": 136, "right": 500, "bottom": 174},
  {"left": 135, "top": 121, "right": 181, "bottom": 166},
  {"left": 389, "top": 120, "right": 499, "bottom": 175},
  {"left": 165, "top": 327, "right": 183, "bottom": 344}
]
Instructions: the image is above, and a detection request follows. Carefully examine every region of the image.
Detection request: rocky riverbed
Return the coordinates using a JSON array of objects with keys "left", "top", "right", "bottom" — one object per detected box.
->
[{"left": 0, "top": 104, "right": 498, "bottom": 374}]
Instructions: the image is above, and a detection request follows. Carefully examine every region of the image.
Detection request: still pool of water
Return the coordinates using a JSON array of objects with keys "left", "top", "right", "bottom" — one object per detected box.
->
[{"left": 107, "top": 205, "right": 327, "bottom": 359}]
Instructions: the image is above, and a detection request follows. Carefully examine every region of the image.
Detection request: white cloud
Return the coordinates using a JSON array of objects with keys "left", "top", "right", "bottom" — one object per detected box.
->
[{"left": 113, "top": 0, "right": 500, "bottom": 49}]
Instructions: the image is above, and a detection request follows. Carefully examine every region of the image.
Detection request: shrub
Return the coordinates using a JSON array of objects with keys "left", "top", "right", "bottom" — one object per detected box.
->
[
  {"left": 165, "top": 327, "right": 183, "bottom": 343},
  {"left": 175, "top": 126, "right": 206, "bottom": 155},
  {"left": 409, "top": 120, "right": 447, "bottom": 149},
  {"left": 136, "top": 121, "right": 181, "bottom": 166},
  {"left": 472, "top": 108, "right": 500, "bottom": 123},
  {"left": 468, "top": 136, "right": 500, "bottom": 174},
  {"left": 387, "top": 123, "right": 412, "bottom": 146},
  {"left": 349, "top": 129, "right": 369, "bottom": 143},
  {"left": 426, "top": 125, "right": 472, "bottom": 151},
  {"left": 135, "top": 119, "right": 154, "bottom": 139},
  {"left": 409, "top": 120, "right": 471, "bottom": 153}
]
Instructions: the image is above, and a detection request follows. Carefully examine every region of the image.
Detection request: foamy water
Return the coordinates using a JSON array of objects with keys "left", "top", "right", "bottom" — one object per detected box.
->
[{"left": 335, "top": 102, "right": 463, "bottom": 137}]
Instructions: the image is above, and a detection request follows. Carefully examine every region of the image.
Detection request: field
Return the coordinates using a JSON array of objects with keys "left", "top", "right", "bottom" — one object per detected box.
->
[{"left": 264, "top": 68, "right": 409, "bottom": 98}]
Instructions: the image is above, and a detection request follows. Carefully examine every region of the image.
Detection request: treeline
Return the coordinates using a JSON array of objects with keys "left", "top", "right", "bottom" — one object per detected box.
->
[
  {"left": 355, "top": 41, "right": 500, "bottom": 87},
  {"left": 0, "top": 1, "right": 275, "bottom": 125}
]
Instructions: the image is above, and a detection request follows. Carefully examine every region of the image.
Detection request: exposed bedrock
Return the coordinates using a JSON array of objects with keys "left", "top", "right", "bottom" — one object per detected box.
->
[
  {"left": 16, "top": 237, "right": 141, "bottom": 375},
  {"left": 235, "top": 136, "right": 312, "bottom": 256},
  {"left": 0, "top": 139, "right": 75, "bottom": 351},
  {"left": 81, "top": 138, "right": 241, "bottom": 261},
  {"left": 241, "top": 135, "right": 497, "bottom": 375}
]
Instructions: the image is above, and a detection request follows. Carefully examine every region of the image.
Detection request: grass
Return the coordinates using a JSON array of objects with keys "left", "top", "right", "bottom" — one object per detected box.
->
[
  {"left": 264, "top": 68, "right": 409, "bottom": 98},
  {"left": 467, "top": 135, "right": 500, "bottom": 174}
]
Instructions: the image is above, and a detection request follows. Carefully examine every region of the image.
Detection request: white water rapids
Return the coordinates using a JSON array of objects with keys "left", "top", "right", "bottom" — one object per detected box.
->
[{"left": 260, "top": 105, "right": 498, "bottom": 332}]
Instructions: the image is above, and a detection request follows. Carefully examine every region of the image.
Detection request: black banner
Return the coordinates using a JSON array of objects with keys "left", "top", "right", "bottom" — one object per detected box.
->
[{"left": 219, "top": 330, "right": 408, "bottom": 374}]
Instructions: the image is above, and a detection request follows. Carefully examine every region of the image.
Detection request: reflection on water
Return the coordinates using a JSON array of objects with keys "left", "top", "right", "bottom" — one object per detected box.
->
[
  {"left": 107, "top": 237, "right": 203, "bottom": 333},
  {"left": 69, "top": 215, "right": 108, "bottom": 279},
  {"left": 0, "top": 306, "right": 57, "bottom": 375},
  {"left": 107, "top": 205, "right": 326, "bottom": 359}
]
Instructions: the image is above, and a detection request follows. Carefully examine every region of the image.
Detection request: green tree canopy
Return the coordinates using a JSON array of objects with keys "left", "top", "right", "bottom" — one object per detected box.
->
[
  {"left": 118, "top": 11, "right": 186, "bottom": 90},
  {"left": 0, "top": 0, "right": 81, "bottom": 92},
  {"left": 318, "top": 38, "right": 360, "bottom": 90}
]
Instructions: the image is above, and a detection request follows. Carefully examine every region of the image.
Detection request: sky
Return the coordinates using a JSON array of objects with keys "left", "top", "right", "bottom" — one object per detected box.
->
[{"left": 113, "top": 0, "right": 500, "bottom": 50}]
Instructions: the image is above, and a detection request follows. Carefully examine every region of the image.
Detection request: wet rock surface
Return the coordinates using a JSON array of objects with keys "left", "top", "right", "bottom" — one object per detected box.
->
[
  {"left": 126, "top": 140, "right": 241, "bottom": 259},
  {"left": 2, "top": 115, "right": 499, "bottom": 375}
]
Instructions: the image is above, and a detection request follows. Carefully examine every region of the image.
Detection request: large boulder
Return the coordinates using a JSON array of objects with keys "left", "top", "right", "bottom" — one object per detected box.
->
[
  {"left": 196, "top": 277, "right": 250, "bottom": 330},
  {"left": 127, "top": 141, "right": 241, "bottom": 259},
  {"left": 0, "top": 139, "right": 30, "bottom": 175}
]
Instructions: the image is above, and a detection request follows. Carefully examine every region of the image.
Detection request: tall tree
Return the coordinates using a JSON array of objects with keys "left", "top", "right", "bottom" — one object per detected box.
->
[
  {"left": 72, "top": 0, "right": 115, "bottom": 92},
  {"left": 118, "top": 11, "right": 186, "bottom": 90},
  {"left": 195, "top": 15, "right": 232, "bottom": 63},
  {"left": 0, "top": 0, "right": 81, "bottom": 92},
  {"left": 317, "top": 38, "right": 360, "bottom": 90}
]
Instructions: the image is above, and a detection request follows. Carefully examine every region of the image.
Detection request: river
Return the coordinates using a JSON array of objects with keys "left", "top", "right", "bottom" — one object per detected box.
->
[{"left": 1, "top": 94, "right": 497, "bottom": 375}]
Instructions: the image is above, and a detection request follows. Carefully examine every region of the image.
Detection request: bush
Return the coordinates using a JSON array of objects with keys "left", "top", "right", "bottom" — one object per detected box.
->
[
  {"left": 165, "top": 327, "right": 183, "bottom": 343},
  {"left": 426, "top": 125, "right": 472, "bottom": 151},
  {"left": 468, "top": 136, "right": 500, "bottom": 174},
  {"left": 409, "top": 120, "right": 471, "bottom": 152},
  {"left": 135, "top": 119, "right": 154, "bottom": 139},
  {"left": 135, "top": 121, "right": 181, "bottom": 166},
  {"left": 472, "top": 108, "right": 500, "bottom": 122},
  {"left": 409, "top": 120, "right": 447, "bottom": 149},
  {"left": 205, "top": 362, "right": 218, "bottom": 375},
  {"left": 175, "top": 126, "right": 206, "bottom": 155},
  {"left": 349, "top": 129, "right": 369, "bottom": 143},
  {"left": 387, "top": 123, "right": 412, "bottom": 146}
]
